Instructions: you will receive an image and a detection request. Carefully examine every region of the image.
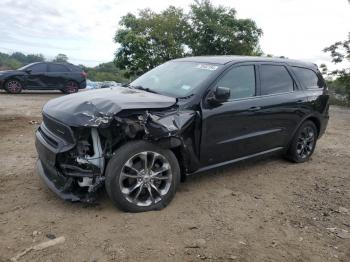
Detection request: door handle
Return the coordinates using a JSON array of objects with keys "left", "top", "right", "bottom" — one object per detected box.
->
[
  {"left": 296, "top": 99, "right": 304, "bottom": 104},
  {"left": 248, "top": 106, "right": 261, "bottom": 111}
]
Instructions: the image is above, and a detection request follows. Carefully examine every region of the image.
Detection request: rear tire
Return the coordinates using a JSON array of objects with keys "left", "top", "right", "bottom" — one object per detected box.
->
[
  {"left": 5, "top": 79, "right": 23, "bottom": 94},
  {"left": 286, "top": 120, "right": 318, "bottom": 163},
  {"left": 105, "top": 141, "right": 180, "bottom": 212},
  {"left": 62, "top": 81, "right": 79, "bottom": 94}
]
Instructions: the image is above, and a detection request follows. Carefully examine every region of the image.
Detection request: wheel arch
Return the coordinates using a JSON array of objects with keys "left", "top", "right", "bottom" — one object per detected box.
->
[
  {"left": 4, "top": 77, "right": 25, "bottom": 93},
  {"left": 288, "top": 115, "right": 321, "bottom": 150},
  {"left": 64, "top": 79, "right": 79, "bottom": 88},
  {"left": 5, "top": 76, "right": 24, "bottom": 85},
  {"left": 67, "top": 79, "right": 79, "bottom": 84},
  {"left": 169, "top": 146, "right": 187, "bottom": 182},
  {"left": 153, "top": 137, "right": 200, "bottom": 182},
  {"left": 305, "top": 116, "right": 321, "bottom": 138}
]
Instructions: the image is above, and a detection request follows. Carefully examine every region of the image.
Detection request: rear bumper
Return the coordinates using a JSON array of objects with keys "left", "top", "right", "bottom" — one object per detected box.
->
[
  {"left": 318, "top": 114, "right": 329, "bottom": 138},
  {"left": 79, "top": 79, "right": 86, "bottom": 89}
]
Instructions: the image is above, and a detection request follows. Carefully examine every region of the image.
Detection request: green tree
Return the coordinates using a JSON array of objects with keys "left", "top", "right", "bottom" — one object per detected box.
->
[
  {"left": 1, "top": 52, "right": 46, "bottom": 69},
  {"left": 85, "top": 62, "right": 128, "bottom": 83},
  {"left": 0, "top": 52, "right": 10, "bottom": 67},
  {"left": 53, "top": 53, "right": 68, "bottom": 63},
  {"left": 323, "top": 33, "right": 350, "bottom": 102},
  {"left": 114, "top": 7, "right": 189, "bottom": 77},
  {"left": 4, "top": 52, "right": 45, "bottom": 65},
  {"left": 0, "top": 52, "right": 22, "bottom": 69},
  {"left": 114, "top": 0, "right": 263, "bottom": 76},
  {"left": 6, "top": 58, "right": 22, "bottom": 69},
  {"left": 188, "top": 0, "right": 262, "bottom": 56},
  {"left": 26, "top": 54, "right": 45, "bottom": 63},
  {"left": 11, "top": 52, "right": 27, "bottom": 63}
]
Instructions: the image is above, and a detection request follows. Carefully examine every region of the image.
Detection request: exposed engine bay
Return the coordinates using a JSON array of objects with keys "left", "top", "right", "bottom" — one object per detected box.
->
[{"left": 37, "top": 103, "right": 198, "bottom": 202}]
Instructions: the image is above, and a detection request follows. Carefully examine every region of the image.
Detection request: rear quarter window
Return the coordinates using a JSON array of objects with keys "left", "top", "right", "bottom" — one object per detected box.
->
[
  {"left": 68, "top": 65, "right": 83, "bottom": 72},
  {"left": 292, "top": 66, "right": 324, "bottom": 89},
  {"left": 49, "top": 64, "right": 70, "bottom": 73},
  {"left": 260, "top": 65, "right": 294, "bottom": 95}
]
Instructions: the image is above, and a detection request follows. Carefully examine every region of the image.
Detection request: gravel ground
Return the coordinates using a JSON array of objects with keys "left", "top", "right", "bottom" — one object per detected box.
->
[{"left": 0, "top": 91, "right": 349, "bottom": 262}]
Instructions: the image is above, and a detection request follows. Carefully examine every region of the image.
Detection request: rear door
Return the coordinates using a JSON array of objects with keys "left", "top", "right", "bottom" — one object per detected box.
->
[
  {"left": 25, "top": 63, "right": 48, "bottom": 89},
  {"left": 252, "top": 63, "right": 306, "bottom": 148},
  {"left": 46, "top": 64, "right": 71, "bottom": 89}
]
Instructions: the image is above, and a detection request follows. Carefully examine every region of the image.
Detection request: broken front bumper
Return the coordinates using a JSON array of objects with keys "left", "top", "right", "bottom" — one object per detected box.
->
[
  {"left": 35, "top": 123, "right": 96, "bottom": 202},
  {"left": 36, "top": 159, "right": 82, "bottom": 202}
]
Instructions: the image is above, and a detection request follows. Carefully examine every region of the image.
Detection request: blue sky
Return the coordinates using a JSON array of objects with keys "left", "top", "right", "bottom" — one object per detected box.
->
[{"left": 0, "top": 0, "right": 349, "bottom": 69}]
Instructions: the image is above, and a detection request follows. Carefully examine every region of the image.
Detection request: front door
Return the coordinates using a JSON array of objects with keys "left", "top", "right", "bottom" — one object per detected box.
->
[
  {"left": 25, "top": 63, "right": 48, "bottom": 89},
  {"left": 200, "top": 63, "right": 266, "bottom": 166}
]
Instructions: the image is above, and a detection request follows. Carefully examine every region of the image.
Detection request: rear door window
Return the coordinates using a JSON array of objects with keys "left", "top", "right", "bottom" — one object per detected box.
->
[
  {"left": 48, "top": 64, "right": 70, "bottom": 72},
  {"left": 260, "top": 65, "right": 294, "bottom": 95},
  {"left": 216, "top": 65, "right": 256, "bottom": 99},
  {"left": 292, "top": 67, "right": 323, "bottom": 89},
  {"left": 69, "top": 65, "right": 82, "bottom": 72},
  {"left": 29, "top": 63, "right": 47, "bottom": 73}
]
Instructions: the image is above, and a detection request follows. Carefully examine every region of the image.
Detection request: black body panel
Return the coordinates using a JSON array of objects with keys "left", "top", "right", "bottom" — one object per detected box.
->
[
  {"left": 0, "top": 62, "right": 86, "bottom": 91},
  {"left": 34, "top": 56, "right": 330, "bottom": 202}
]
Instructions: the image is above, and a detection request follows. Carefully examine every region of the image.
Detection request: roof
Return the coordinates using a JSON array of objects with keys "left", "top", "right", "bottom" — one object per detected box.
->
[{"left": 173, "top": 55, "right": 317, "bottom": 69}]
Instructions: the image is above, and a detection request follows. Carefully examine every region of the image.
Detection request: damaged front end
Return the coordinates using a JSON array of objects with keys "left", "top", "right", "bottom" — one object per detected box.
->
[
  {"left": 36, "top": 104, "right": 199, "bottom": 202},
  {"left": 36, "top": 114, "right": 106, "bottom": 202}
]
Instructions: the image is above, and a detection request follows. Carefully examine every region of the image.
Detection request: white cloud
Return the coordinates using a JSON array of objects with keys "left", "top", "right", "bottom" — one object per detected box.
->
[{"left": 0, "top": 0, "right": 349, "bottom": 69}]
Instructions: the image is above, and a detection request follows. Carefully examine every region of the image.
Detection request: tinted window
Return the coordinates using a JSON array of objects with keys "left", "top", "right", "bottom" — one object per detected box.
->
[
  {"left": 29, "top": 63, "right": 47, "bottom": 73},
  {"left": 217, "top": 65, "right": 255, "bottom": 99},
  {"left": 49, "top": 64, "right": 70, "bottom": 72},
  {"left": 260, "top": 65, "right": 294, "bottom": 95},
  {"left": 292, "top": 67, "right": 322, "bottom": 89},
  {"left": 69, "top": 65, "right": 82, "bottom": 72}
]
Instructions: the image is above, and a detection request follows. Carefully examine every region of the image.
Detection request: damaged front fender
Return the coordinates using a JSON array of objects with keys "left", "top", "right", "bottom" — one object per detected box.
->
[{"left": 38, "top": 88, "right": 201, "bottom": 202}]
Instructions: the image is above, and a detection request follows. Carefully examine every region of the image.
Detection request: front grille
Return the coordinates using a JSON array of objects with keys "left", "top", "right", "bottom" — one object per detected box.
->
[
  {"left": 39, "top": 126, "right": 59, "bottom": 147},
  {"left": 43, "top": 114, "right": 75, "bottom": 144}
]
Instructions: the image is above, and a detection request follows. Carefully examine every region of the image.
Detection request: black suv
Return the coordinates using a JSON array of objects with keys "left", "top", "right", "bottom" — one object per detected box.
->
[
  {"left": 0, "top": 62, "right": 87, "bottom": 94},
  {"left": 35, "top": 56, "right": 329, "bottom": 212}
]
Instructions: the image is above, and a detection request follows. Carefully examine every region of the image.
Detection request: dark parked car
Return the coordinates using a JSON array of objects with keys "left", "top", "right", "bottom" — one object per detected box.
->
[
  {"left": 0, "top": 62, "right": 87, "bottom": 94},
  {"left": 35, "top": 56, "right": 329, "bottom": 212}
]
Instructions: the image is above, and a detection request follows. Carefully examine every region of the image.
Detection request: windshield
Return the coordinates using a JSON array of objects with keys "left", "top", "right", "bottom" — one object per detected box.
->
[
  {"left": 130, "top": 61, "right": 222, "bottom": 97},
  {"left": 18, "top": 63, "right": 35, "bottom": 70}
]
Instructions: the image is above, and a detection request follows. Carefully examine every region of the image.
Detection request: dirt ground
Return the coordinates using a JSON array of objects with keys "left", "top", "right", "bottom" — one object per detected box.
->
[{"left": 0, "top": 90, "right": 349, "bottom": 262}]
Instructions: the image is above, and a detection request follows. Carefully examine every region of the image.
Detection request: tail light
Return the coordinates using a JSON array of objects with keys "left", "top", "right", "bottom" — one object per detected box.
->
[{"left": 81, "top": 71, "right": 87, "bottom": 78}]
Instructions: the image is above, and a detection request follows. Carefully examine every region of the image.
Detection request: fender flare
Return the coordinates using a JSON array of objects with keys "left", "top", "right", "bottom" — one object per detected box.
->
[
  {"left": 287, "top": 114, "right": 321, "bottom": 149},
  {"left": 4, "top": 76, "right": 26, "bottom": 89}
]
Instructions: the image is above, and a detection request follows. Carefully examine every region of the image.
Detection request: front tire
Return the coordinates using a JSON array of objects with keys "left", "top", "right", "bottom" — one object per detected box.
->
[
  {"left": 105, "top": 141, "right": 180, "bottom": 212},
  {"left": 5, "top": 79, "right": 23, "bottom": 94},
  {"left": 286, "top": 120, "right": 318, "bottom": 163}
]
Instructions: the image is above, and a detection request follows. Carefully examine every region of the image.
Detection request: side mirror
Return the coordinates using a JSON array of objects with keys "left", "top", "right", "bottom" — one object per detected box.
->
[
  {"left": 25, "top": 69, "right": 32, "bottom": 74},
  {"left": 208, "top": 86, "right": 230, "bottom": 104}
]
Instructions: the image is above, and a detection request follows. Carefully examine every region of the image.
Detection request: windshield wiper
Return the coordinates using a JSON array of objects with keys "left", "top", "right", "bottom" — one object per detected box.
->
[
  {"left": 177, "top": 93, "right": 195, "bottom": 100},
  {"left": 130, "top": 85, "right": 160, "bottom": 94}
]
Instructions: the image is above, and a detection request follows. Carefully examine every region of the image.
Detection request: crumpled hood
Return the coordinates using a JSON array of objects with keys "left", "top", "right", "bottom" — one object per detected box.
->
[{"left": 43, "top": 87, "right": 177, "bottom": 127}]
